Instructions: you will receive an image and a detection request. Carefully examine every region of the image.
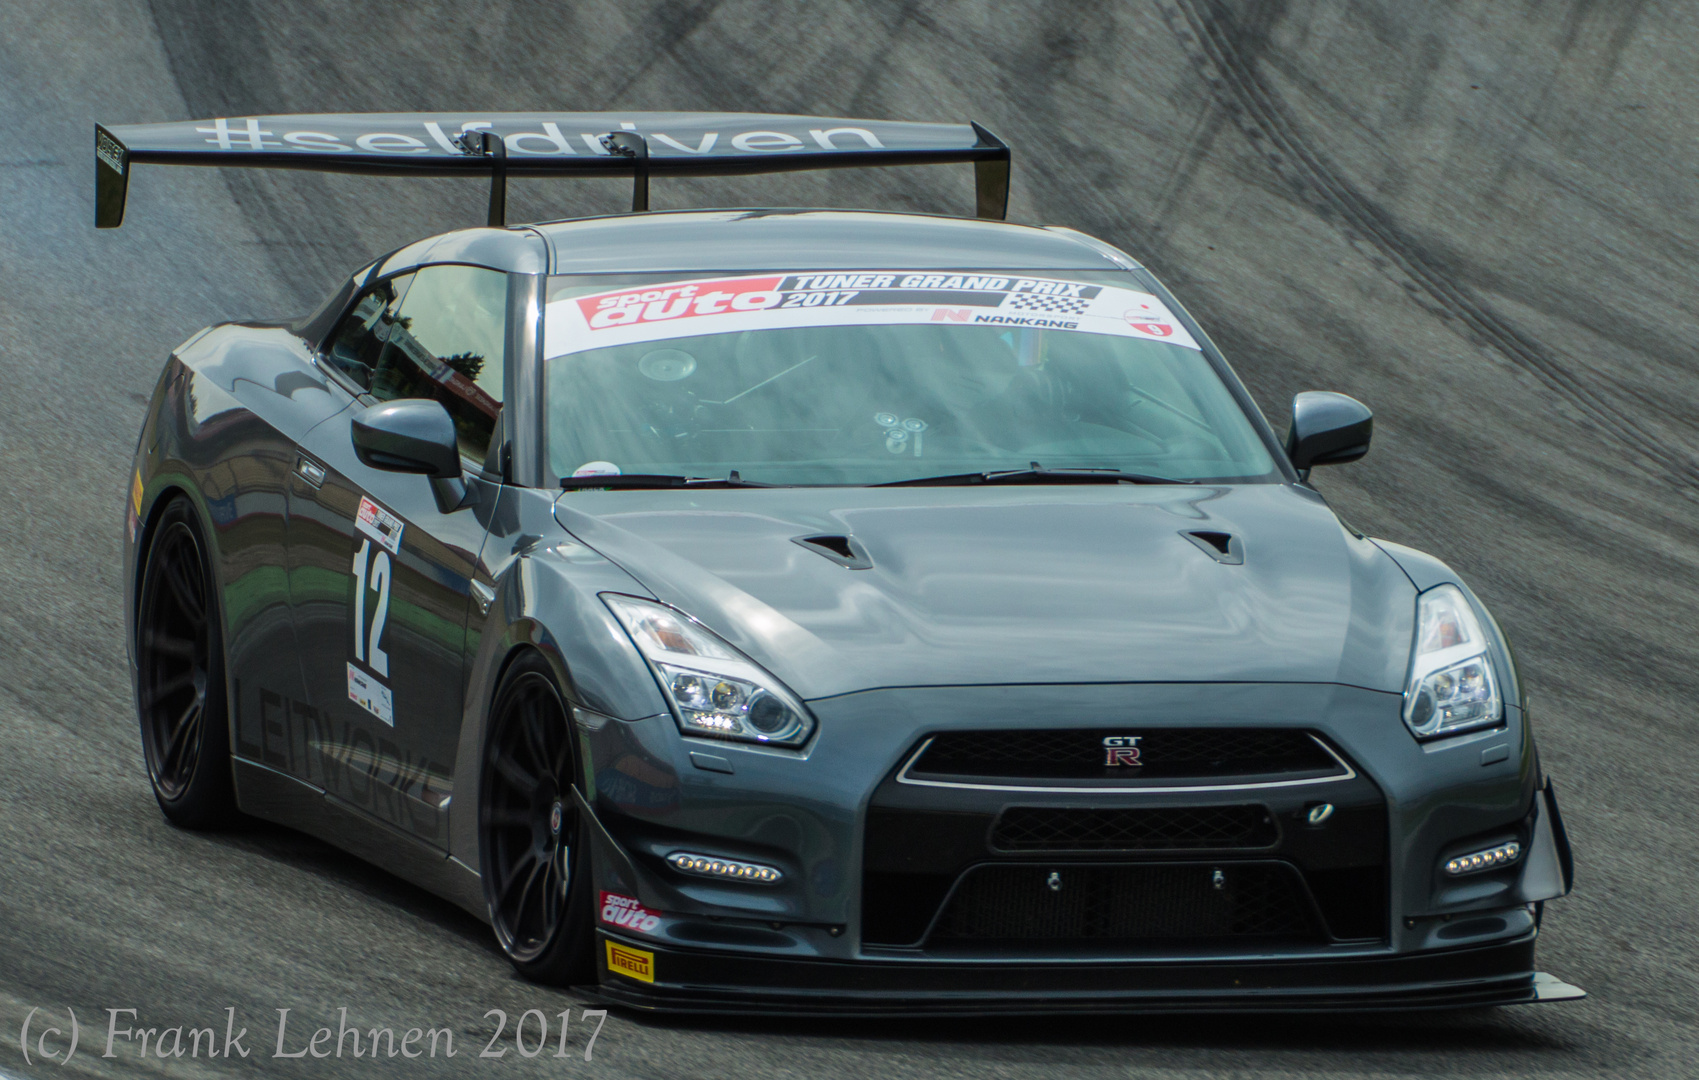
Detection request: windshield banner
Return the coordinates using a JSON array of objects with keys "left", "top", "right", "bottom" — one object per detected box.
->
[{"left": 544, "top": 271, "right": 1201, "bottom": 357}]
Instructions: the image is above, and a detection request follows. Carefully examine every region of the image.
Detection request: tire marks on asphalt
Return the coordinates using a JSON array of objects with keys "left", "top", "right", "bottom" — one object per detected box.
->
[{"left": 1162, "top": 0, "right": 1699, "bottom": 490}]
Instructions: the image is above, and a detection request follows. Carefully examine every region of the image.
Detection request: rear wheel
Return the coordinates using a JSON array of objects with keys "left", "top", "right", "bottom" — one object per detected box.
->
[
  {"left": 479, "top": 652, "right": 595, "bottom": 984},
  {"left": 135, "top": 496, "right": 237, "bottom": 828}
]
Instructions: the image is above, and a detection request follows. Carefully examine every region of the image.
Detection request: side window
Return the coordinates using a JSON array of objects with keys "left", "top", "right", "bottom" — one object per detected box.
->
[
  {"left": 323, "top": 274, "right": 412, "bottom": 392},
  {"left": 369, "top": 265, "right": 508, "bottom": 464}
]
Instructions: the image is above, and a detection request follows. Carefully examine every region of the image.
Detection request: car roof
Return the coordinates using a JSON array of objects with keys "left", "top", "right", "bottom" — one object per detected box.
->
[{"left": 531, "top": 209, "right": 1140, "bottom": 275}]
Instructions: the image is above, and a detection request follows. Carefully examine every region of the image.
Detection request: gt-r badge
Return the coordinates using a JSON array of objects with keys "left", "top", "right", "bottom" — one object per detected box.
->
[{"left": 1103, "top": 735, "right": 1143, "bottom": 766}]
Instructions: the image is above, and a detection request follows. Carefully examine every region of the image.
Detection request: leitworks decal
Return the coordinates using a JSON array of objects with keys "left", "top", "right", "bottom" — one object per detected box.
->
[
  {"left": 605, "top": 941, "right": 655, "bottom": 983},
  {"left": 545, "top": 271, "right": 1200, "bottom": 358},
  {"left": 237, "top": 683, "right": 452, "bottom": 840}
]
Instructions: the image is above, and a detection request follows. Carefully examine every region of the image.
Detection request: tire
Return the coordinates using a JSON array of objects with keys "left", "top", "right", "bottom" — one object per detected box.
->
[
  {"left": 135, "top": 495, "right": 238, "bottom": 828},
  {"left": 479, "top": 651, "right": 596, "bottom": 985}
]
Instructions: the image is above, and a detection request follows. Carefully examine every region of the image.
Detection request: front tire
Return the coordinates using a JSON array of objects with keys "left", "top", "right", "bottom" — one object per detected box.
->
[
  {"left": 135, "top": 496, "right": 237, "bottom": 828},
  {"left": 479, "top": 651, "right": 595, "bottom": 985}
]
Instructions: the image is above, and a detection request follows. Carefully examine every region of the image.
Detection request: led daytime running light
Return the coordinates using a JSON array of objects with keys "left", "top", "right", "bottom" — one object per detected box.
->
[
  {"left": 1444, "top": 841, "right": 1521, "bottom": 876},
  {"left": 666, "top": 851, "right": 783, "bottom": 884}
]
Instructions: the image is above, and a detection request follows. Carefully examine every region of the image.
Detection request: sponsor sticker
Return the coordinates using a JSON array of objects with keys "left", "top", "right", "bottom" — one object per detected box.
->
[
  {"left": 347, "top": 661, "right": 394, "bottom": 726},
  {"left": 544, "top": 270, "right": 1200, "bottom": 358},
  {"left": 605, "top": 940, "right": 654, "bottom": 983},
  {"left": 96, "top": 129, "right": 126, "bottom": 175},
  {"left": 356, "top": 495, "right": 404, "bottom": 555},
  {"left": 599, "top": 892, "right": 662, "bottom": 933}
]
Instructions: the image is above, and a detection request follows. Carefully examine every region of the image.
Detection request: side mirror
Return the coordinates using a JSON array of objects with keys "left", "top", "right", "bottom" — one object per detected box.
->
[
  {"left": 351, "top": 399, "right": 474, "bottom": 512},
  {"left": 1287, "top": 391, "right": 1372, "bottom": 477}
]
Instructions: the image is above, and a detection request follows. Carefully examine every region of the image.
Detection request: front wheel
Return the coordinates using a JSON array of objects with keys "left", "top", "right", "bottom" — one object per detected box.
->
[
  {"left": 479, "top": 651, "right": 595, "bottom": 984},
  {"left": 135, "top": 496, "right": 238, "bottom": 828}
]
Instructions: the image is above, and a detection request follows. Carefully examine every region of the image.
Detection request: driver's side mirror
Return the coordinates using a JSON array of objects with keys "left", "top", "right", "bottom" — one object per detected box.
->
[
  {"left": 1286, "top": 391, "right": 1372, "bottom": 478},
  {"left": 352, "top": 399, "right": 475, "bottom": 512}
]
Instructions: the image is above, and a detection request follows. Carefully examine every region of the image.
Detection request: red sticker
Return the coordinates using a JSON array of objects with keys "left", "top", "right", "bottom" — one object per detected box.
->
[
  {"left": 576, "top": 275, "right": 784, "bottom": 330},
  {"left": 599, "top": 892, "right": 662, "bottom": 933},
  {"left": 1124, "top": 307, "right": 1174, "bottom": 337}
]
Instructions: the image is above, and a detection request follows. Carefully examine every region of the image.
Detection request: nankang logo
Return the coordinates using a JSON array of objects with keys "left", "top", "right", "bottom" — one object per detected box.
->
[{"left": 1102, "top": 735, "right": 1143, "bottom": 767}]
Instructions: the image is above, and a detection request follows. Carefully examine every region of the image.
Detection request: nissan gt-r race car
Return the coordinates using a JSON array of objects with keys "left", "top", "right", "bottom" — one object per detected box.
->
[{"left": 104, "top": 111, "right": 1579, "bottom": 1013}]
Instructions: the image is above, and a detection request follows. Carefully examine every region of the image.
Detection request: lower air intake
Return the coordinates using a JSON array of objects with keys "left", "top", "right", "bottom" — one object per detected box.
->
[
  {"left": 931, "top": 863, "right": 1321, "bottom": 943},
  {"left": 992, "top": 805, "right": 1278, "bottom": 851}
]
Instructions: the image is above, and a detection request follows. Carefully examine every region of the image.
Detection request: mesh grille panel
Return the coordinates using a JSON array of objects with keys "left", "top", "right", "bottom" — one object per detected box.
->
[
  {"left": 911, "top": 728, "right": 1341, "bottom": 781},
  {"left": 992, "top": 805, "right": 1278, "bottom": 852},
  {"left": 931, "top": 863, "right": 1319, "bottom": 942}
]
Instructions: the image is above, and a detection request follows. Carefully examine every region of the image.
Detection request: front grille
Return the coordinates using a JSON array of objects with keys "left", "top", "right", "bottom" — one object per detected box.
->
[
  {"left": 931, "top": 863, "right": 1320, "bottom": 943},
  {"left": 909, "top": 728, "right": 1342, "bottom": 783},
  {"left": 992, "top": 805, "right": 1278, "bottom": 852}
]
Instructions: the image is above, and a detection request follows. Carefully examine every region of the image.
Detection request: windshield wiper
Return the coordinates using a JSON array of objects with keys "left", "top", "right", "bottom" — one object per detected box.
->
[
  {"left": 877, "top": 463, "right": 1196, "bottom": 487},
  {"left": 560, "top": 472, "right": 777, "bottom": 490}
]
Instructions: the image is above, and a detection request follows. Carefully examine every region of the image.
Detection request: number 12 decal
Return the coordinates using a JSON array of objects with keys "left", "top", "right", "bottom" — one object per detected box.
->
[
  {"left": 349, "top": 495, "right": 403, "bottom": 726},
  {"left": 351, "top": 538, "right": 391, "bottom": 677}
]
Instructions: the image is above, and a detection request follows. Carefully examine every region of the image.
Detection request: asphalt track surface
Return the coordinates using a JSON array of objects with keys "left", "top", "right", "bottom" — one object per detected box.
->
[{"left": 2, "top": 1, "right": 1696, "bottom": 1077}]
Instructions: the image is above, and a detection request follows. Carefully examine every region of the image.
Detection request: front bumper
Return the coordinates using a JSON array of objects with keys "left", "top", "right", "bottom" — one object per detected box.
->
[
  {"left": 576, "top": 683, "right": 1575, "bottom": 1012},
  {"left": 581, "top": 929, "right": 1582, "bottom": 1015}
]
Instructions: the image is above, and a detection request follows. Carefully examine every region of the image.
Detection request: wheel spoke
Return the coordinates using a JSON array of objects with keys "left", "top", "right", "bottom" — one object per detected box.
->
[
  {"left": 530, "top": 859, "right": 557, "bottom": 937},
  {"left": 491, "top": 749, "right": 540, "bottom": 799},
  {"left": 160, "top": 700, "right": 202, "bottom": 777},
  {"left": 142, "top": 670, "right": 196, "bottom": 708},
  {"left": 163, "top": 548, "right": 204, "bottom": 620},
  {"left": 500, "top": 853, "right": 544, "bottom": 929},
  {"left": 551, "top": 730, "right": 571, "bottom": 782},
  {"left": 521, "top": 858, "right": 556, "bottom": 939},
  {"left": 143, "top": 630, "right": 198, "bottom": 661},
  {"left": 484, "top": 806, "right": 533, "bottom": 829},
  {"left": 517, "top": 696, "right": 551, "bottom": 774}
]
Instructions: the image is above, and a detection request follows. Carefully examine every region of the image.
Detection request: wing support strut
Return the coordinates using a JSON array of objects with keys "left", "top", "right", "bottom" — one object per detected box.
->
[
  {"left": 602, "top": 132, "right": 650, "bottom": 213},
  {"left": 454, "top": 130, "right": 508, "bottom": 228}
]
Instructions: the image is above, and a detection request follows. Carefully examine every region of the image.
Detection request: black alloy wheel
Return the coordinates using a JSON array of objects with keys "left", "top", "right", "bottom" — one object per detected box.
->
[
  {"left": 479, "top": 651, "right": 594, "bottom": 984},
  {"left": 135, "top": 496, "right": 237, "bottom": 827}
]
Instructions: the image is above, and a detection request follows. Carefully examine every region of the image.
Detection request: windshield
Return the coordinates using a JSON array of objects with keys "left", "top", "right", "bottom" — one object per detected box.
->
[{"left": 543, "top": 269, "right": 1277, "bottom": 486}]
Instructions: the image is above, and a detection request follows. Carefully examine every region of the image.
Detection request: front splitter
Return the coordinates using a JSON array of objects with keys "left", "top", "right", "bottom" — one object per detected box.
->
[{"left": 578, "top": 931, "right": 1583, "bottom": 1016}]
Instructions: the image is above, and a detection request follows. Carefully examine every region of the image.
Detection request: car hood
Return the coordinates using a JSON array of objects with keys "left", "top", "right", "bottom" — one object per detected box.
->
[{"left": 552, "top": 484, "right": 1415, "bottom": 700}]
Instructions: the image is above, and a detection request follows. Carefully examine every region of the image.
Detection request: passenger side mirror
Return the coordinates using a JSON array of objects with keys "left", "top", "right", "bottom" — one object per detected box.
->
[
  {"left": 1286, "top": 391, "right": 1372, "bottom": 477},
  {"left": 351, "top": 399, "right": 475, "bottom": 512}
]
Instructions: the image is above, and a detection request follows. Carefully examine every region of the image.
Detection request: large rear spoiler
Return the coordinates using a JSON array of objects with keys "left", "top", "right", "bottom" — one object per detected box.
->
[{"left": 95, "top": 111, "right": 1010, "bottom": 228}]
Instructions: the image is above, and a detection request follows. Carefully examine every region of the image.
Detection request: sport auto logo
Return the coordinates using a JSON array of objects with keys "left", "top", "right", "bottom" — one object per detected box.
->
[
  {"left": 599, "top": 892, "right": 662, "bottom": 933},
  {"left": 1103, "top": 735, "right": 1143, "bottom": 767}
]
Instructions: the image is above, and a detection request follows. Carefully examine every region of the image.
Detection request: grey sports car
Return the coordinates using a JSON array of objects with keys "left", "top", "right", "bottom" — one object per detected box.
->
[{"left": 110, "top": 111, "right": 1577, "bottom": 1013}]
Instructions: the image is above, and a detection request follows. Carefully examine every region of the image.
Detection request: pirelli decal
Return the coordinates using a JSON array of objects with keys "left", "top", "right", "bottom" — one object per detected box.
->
[{"left": 605, "top": 940, "right": 655, "bottom": 983}]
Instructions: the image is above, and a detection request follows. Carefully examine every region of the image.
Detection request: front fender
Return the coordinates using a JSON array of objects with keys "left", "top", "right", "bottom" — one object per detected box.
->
[{"left": 449, "top": 491, "right": 669, "bottom": 869}]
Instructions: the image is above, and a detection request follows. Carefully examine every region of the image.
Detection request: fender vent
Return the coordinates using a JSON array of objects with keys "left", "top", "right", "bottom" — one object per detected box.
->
[
  {"left": 792, "top": 533, "right": 873, "bottom": 570},
  {"left": 1183, "top": 530, "right": 1243, "bottom": 565}
]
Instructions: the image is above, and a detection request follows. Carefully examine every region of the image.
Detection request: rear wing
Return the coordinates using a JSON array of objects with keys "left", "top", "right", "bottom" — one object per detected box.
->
[{"left": 95, "top": 111, "right": 1010, "bottom": 228}]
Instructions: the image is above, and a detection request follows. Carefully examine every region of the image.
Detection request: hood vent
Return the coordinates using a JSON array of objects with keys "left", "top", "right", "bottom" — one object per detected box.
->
[
  {"left": 1183, "top": 530, "right": 1243, "bottom": 565},
  {"left": 792, "top": 533, "right": 873, "bottom": 570}
]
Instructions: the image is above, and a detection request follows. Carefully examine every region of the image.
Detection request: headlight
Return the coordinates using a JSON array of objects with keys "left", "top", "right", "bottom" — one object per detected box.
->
[
  {"left": 1402, "top": 584, "right": 1502, "bottom": 739},
  {"left": 602, "top": 594, "right": 816, "bottom": 747}
]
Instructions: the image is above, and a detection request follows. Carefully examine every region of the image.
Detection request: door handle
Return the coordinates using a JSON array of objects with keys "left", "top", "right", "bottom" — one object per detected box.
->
[{"left": 470, "top": 580, "right": 496, "bottom": 616}]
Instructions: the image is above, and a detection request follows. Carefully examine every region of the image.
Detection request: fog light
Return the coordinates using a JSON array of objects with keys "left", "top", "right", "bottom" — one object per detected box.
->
[
  {"left": 1444, "top": 840, "right": 1521, "bottom": 876},
  {"left": 666, "top": 851, "right": 783, "bottom": 884}
]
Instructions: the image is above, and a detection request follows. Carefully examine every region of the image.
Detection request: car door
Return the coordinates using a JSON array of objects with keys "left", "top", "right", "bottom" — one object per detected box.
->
[{"left": 285, "top": 264, "right": 510, "bottom": 847}]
